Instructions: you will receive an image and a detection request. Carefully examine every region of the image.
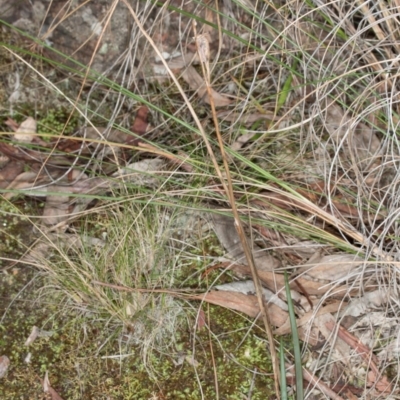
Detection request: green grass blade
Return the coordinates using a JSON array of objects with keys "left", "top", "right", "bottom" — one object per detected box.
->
[
  {"left": 284, "top": 271, "right": 303, "bottom": 399},
  {"left": 279, "top": 338, "right": 288, "bottom": 400},
  {"left": 276, "top": 58, "right": 299, "bottom": 112}
]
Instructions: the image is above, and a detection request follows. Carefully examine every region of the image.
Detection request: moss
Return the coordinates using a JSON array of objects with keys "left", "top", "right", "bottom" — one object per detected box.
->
[
  {"left": 0, "top": 260, "right": 277, "bottom": 399},
  {"left": 36, "top": 107, "right": 79, "bottom": 138},
  {"left": 0, "top": 200, "right": 38, "bottom": 267}
]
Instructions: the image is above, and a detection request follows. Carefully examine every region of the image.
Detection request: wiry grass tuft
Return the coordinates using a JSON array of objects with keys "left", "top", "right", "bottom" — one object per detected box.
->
[{"left": 39, "top": 201, "right": 196, "bottom": 373}]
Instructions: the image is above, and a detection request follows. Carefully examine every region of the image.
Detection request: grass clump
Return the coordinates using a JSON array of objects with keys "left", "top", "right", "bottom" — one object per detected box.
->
[{"left": 44, "top": 201, "right": 189, "bottom": 366}]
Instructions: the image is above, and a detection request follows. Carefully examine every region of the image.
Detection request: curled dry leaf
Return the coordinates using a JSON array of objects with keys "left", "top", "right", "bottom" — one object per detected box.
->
[
  {"left": 180, "top": 66, "right": 232, "bottom": 107},
  {"left": 215, "top": 280, "right": 288, "bottom": 310},
  {"left": 196, "top": 34, "right": 210, "bottom": 65},
  {"left": 24, "top": 326, "right": 40, "bottom": 346},
  {"left": 4, "top": 117, "right": 20, "bottom": 131},
  {"left": 230, "top": 132, "right": 259, "bottom": 151},
  {"left": 0, "top": 141, "right": 73, "bottom": 166},
  {"left": 130, "top": 105, "right": 150, "bottom": 144},
  {"left": 210, "top": 214, "right": 280, "bottom": 271},
  {"left": 3, "top": 171, "right": 49, "bottom": 200},
  {"left": 43, "top": 371, "right": 64, "bottom": 400},
  {"left": 13, "top": 117, "right": 37, "bottom": 143}
]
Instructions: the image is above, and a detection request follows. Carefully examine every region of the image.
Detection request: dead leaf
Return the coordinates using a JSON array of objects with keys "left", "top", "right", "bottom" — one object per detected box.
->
[
  {"left": 3, "top": 170, "right": 51, "bottom": 200},
  {"left": 180, "top": 66, "right": 232, "bottom": 107},
  {"left": 14, "top": 117, "right": 36, "bottom": 143},
  {"left": 299, "top": 254, "right": 364, "bottom": 281},
  {"left": 112, "top": 158, "right": 165, "bottom": 187},
  {"left": 300, "top": 366, "right": 346, "bottom": 400},
  {"left": 316, "top": 313, "right": 352, "bottom": 361},
  {"left": 273, "top": 301, "right": 346, "bottom": 336},
  {"left": 210, "top": 214, "right": 280, "bottom": 271},
  {"left": 42, "top": 189, "right": 74, "bottom": 226},
  {"left": 25, "top": 326, "right": 40, "bottom": 346},
  {"left": 0, "top": 141, "right": 73, "bottom": 166},
  {"left": 129, "top": 105, "right": 150, "bottom": 145},
  {"left": 43, "top": 371, "right": 64, "bottom": 400},
  {"left": 231, "top": 264, "right": 353, "bottom": 299},
  {"left": 192, "top": 290, "right": 288, "bottom": 327},
  {"left": 193, "top": 290, "right": 260, "bottom": 318},
  {"left": 0, "top": 160, "right": 24, "bottom": 189},
  {"left": 230, "top": 132, "right": 259, "bottom": 151},
  {"left": 215, "top": 280, "right": 288, "bottom": 310},
  {"left": 4, "top": 117, "right": 19, "bottom": 131},
  {"left": 196, "top": 34, "right": 210, "bottom": 65}
]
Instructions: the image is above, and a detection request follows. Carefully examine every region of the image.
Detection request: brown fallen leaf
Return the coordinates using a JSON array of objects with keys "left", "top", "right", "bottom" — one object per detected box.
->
[
  {"left": 191, "top": 290, "right": 288, "bottom": 327},
  {"left": 231, "top": 264, "right": 352, "bottom": 299},
  {"left": 190, "top": 290, "right": 321, "bottom": 344},
  {"left": 42, "top": 371, "right": 65, "bottom": 400},
  {"left": 129, "top": 105, "right": 150, "bottom": 145},
  {"left": 210, "top": 214, "right": 280, "bottom": 271},
  {"left": 192, "top": 290, "right": 260, "bottom": 318},
  {"left": 180, "top": 66, "right": 232, "bottom": 107},
  {"left": 298, "top": 253, "right": 364, "bottom": 281},
  {"left": 230, "top": 132, "right": 259, "bottom": 151},
  {"left": 0, "top": 141, "right": 74, "bottom": 166},
  {"left": 300, "top": 366, "right": 345, "bottom": 400},
  {"left": 0, "top": 160, "right": 25, "bottom": 189},
  {"left": 273, "top": 301, "right": 346, "bottom": 336},
  {"left": 4, "top": 117, "right": 19, "bottom": 131}
]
